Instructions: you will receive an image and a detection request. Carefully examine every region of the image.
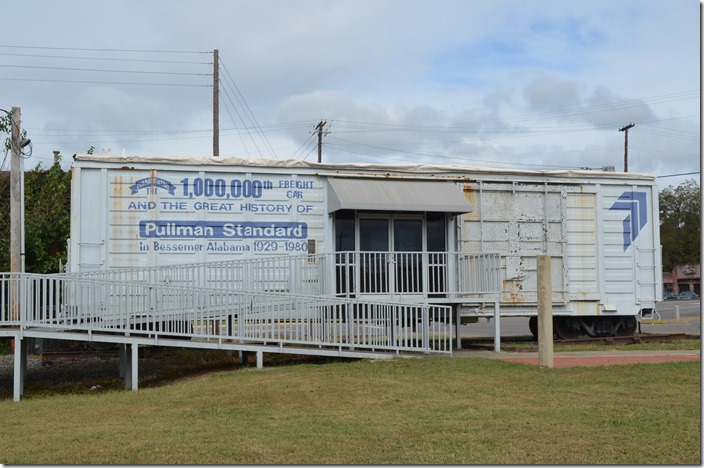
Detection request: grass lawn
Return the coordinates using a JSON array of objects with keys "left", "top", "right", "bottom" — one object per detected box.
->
[{"left": 0, "top": 356, "right": 699, "bottom": 464}]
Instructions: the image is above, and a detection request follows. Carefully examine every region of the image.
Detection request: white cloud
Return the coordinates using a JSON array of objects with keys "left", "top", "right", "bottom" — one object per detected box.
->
[{"left": 0, "top": 0, "right": 697, "bottom": 184}]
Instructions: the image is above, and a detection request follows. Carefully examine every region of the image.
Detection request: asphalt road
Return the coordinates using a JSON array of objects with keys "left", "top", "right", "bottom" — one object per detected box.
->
[
  {"left": 641, "top": 299, "right": 701, "bottom": 335},
  {"left": 461, "top": 299, "right": 701, "bottom": 338}
]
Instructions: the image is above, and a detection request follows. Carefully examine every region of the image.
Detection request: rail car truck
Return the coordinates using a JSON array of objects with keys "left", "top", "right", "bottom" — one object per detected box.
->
[{"left": 68, "top": 155, "right": 662, "bottom": 338}]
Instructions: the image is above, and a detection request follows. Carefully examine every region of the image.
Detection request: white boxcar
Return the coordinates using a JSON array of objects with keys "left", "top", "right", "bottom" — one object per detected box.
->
[{"left": 68, "top": 155, "right": 661, "bottom": 338}]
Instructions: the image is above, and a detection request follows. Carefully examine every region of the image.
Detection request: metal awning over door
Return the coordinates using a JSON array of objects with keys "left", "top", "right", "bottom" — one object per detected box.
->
[{"left": 326, "top": 178, "right": 473, "bottom": 214}]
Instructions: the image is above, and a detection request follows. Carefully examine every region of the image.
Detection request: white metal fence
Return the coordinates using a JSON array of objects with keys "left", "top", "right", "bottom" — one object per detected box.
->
[
  {"left": 60, "top": 251, "right": 502, "bottom": 300},
  {"left": 0, "top": 251, "right": 502, "bottom": 356},
  {"left": 0, "top": 273, "right": 453, "bottom": 355}
]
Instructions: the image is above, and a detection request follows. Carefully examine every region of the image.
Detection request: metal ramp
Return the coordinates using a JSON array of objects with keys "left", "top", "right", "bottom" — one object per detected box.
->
[
  {"left": 1, "top": 252, "right": 502, "bottom": 400},
  {"left": 1, "top": 270, "right": 454, "bottom": 401}
]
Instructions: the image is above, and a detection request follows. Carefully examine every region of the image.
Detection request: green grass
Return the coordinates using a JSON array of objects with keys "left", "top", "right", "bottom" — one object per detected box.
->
[{"left": 0, "top": 357, "right": 699, "bottom": 464}]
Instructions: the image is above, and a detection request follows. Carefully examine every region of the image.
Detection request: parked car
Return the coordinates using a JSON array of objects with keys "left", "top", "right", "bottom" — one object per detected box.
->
[
  {"left": 677, "top": 291, "right": 699, "bottom": 300},
  {"left": 663, "top": 291, "right": 677, "bottom": 300}
]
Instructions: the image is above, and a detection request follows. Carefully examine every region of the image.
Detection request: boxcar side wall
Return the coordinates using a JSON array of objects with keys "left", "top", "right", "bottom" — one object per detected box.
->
[
  {"left": 69, "top": 157, "right": 661, "bottom": 321},
  {"left": 457, "top": 178, "right": 661, "bottom": 317},
  {"left": 69, "top": 164, "right": 327, "bottom": 271},
  {"left": 599, "top": 182, "right": 662, "bottom": 313}
]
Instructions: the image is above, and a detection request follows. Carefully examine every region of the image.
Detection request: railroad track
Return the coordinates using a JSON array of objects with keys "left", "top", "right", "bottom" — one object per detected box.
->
[
  {"left": 465, "top": 333, "right": 690, "bottom": 352},
  {"left": 556, "top": 333, "right": 688, "bottom": 345}
]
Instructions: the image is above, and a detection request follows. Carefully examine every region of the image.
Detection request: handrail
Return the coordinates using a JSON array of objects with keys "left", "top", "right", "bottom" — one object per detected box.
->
[
  {"left": 59, "top": 251, "right": 502, "bottom": 299},
  {"left": 0, "top": 272, "right": 453, "bottom": 354}
]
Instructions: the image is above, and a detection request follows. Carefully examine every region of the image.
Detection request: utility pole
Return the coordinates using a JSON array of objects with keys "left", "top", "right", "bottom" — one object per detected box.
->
[
  {"left": 619, "top": 123, "right": 634, "bottom": 172},
  {"left": 213, "top": 49, "right": 219, "bottom": 157},
  {"left": 3, "top": 106, "right": 25, "bottom": 375},
  {"left": 10, "top": 107, "right": 21, "bottom": 280},
  {"left": 315, "top": 120, "right": 327, "bottom": 163}
]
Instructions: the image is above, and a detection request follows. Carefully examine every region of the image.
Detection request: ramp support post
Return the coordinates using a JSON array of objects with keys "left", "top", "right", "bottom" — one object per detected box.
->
[
  {"left": 122, "top": 343, "right": 140, "bottom": 391},
  {"left": 130, "top": 343, "right": 139, "bottom": 391},
  {"left": 455, "top": 306, "right": 462, "bottom": 350},
  {"left": 493, "top": 301, "right": 501, "bottom": 352},
  {"left": 13, "top": 335, "right": 27, "bottom": 402}
]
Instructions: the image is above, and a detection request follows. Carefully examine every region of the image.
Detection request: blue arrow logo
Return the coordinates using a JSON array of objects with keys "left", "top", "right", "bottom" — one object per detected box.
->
[{"left": 609, "top": 191, "right": 648, "bottom": 251}]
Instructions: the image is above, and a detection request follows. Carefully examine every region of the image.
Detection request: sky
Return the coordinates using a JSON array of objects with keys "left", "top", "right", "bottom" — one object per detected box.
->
[{"left": 0, "top": 0, "right": 700, "bottom": 190}]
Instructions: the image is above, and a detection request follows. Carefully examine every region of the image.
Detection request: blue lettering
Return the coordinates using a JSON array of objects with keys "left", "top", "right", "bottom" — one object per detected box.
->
[
  {"left": 128, "top": 201, "right": 156, "bottom": 210},
  {"left": 139, "top": 220, "right": 307, "bottom": 239}
]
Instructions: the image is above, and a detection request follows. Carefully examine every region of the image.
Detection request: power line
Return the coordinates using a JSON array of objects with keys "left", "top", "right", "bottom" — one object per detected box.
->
[
  {"left": 638, "top": 122, "right": 699, "bottom": 136},
  {"left": 0, "top": 76, "right": 210, "bottom": 87},
  {"left": 27, "top": 121, "right": 310, "bottom": 137},
  {"left": 637, "top": 129, "right": 699, "bottom": 141},
  {"left": 330, "top": 112, "right": 700, "bottom": 137},
  {"left": 290, "top": 130, "right": 318, "bottom": 160},
  {"left": 325, "top": 142, "right": 582, "bottom": 170},
  {"left": 0, "top": 63, "right": 211, "bottom": 76},
  {"left": 0, "top": 45, "right": 209, "bottom": 54},
  {"left": 219, "top": 86, "right": 256, "bottom": 157},
  {"left": 301, "top": 140, "right": 320, "bottom": 162},
  {"left": 326, "top": 136, "right": 583, "bottom": 169},
  {"left": 4, "top": 45, "right": 696, "bottom": 167},
  {"left": 629, "top": 145, "right": 698, "bottom": 157},
  {"left": 328, "top": 91, "right": 699, "bottom": 134},
  {"left": 218, "top": 58, "right": 278, "bottom": 158},
  {"left": 0, "top": 51, "right": 210, "bottom": 64}
]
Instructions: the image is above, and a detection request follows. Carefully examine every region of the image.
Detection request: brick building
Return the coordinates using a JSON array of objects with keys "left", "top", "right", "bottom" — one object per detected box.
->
[{"left": 662, "top": 264, "right": 701, "bottom": 295}]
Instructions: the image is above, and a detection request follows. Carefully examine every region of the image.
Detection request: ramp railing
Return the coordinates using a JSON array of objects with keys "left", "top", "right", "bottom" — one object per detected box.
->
[
  {"left": 60, "top": 251, "right": 502, "bottom": 300},
  {"left": 0, "top": 273, "right": 453, "bottom": 355}
]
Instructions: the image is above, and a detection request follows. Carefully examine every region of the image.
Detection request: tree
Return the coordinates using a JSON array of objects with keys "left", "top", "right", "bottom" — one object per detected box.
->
[
  {"left": 24, "top": 156, "right": 72, "bottom": 273},
  {"left": 0, "top": 111, "right": 28, "bottom": 153},
  {"left": 0, "top": 113, "right": 13, "bottom": 151},
  {"left": 659, "top": 179, "right": 701, "bottom": 271},
  {"left": 0, "top": 154, "right": 72, "bottom": 273}
]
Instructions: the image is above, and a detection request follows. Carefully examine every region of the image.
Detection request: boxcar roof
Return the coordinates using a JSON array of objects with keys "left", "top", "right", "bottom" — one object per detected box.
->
[{"left": 72, "top": 154, "right": 656, "bottom": 182}]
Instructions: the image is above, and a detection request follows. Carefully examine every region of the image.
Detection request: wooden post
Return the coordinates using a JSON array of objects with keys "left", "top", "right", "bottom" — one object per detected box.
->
[{"left": 537, "top": 255, "right": 554, "bottom": 368}]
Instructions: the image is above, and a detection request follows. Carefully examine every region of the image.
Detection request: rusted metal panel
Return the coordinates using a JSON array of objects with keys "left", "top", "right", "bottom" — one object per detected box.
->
[{"left": 459, "top": 181, "right": 567, "bottom": 306}]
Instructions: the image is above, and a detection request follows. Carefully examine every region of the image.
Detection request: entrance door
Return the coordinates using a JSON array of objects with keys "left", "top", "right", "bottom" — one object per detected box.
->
[
  {"left": 333, "top": 211, "right": 448, "bottom": 298},
  {"left": 358, "top": 215, "right": 424, "bottom": 297},
  {"left": 393, "top": 219, "right": 423, "bottom": 293},
  {"left": 359, "top": 218, "right": 390, "bottom": 294}
]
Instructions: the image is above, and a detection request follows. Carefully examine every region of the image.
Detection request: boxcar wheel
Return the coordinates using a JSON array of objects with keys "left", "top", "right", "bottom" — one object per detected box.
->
[
  {"left": 554, "top": 317, "right": 581, "bottom": 340},
  {"left": 616, "top": 317, "right": 637, "bottom": 336},
  {"left": 528, "top": 316, "right": 538, "bottom": 340}
]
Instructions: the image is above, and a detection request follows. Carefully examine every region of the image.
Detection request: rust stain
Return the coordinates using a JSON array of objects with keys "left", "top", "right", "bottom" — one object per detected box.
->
[
  {"left": 572, "top": 194, "right": 593, "bottom": 208},
  {"left": 112, "top": 175, "right": 124, "bottom": 215},
  {"left": 501, "top": 279, "right": 526, "bottom": 304},
  {"left": 112, "top": 175, "right": 123, "bottom": 196},
  {"left": 149, "top": 169, "right": 158, "bottom": 209},
  {"left": 462, "top": 185, "right": 479, "bottom": 220}
]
